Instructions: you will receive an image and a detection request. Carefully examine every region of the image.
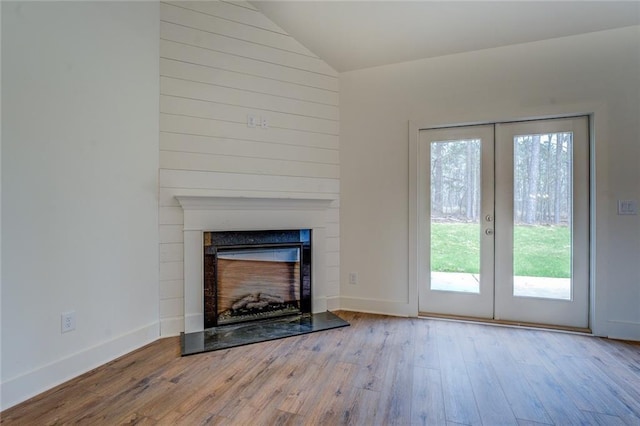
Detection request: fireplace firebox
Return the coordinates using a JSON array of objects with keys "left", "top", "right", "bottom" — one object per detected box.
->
[{"left": 203, "top": 230, "right": 311, "bottom": 328}]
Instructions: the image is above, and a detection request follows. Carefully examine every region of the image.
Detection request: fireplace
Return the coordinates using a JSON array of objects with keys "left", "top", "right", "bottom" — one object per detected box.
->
[
  {"left": 175, "top": 194, "right": 337, "bottom": 334},
  {"left": 176, "top": 195, "right": 349, "bottom": 356},
  {"left": 203, "top": 230, "right": 312, "bottom": 328}
]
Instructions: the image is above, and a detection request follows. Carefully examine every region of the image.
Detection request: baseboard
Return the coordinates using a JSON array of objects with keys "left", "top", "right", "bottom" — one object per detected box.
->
[
  {"left": 160, "top": 316, "right": 184, "bottom": 337},
  {"left": 607, "top": 319, "right": 640, "bottom": 342},
  {"left": 312, "top": 296, "right": 328, "bottom": 314},
  {"left": 326, "top": 296, "right": 341, "bottom": 311},
  {"left": 1, "top": 321, "right": 159, "bottom": 411},
  {"left": 184, "top": 313, "right": 203, "bottom": 333},
  {"left": 338, "top": 296, "right": 415, "bottom": 317}
]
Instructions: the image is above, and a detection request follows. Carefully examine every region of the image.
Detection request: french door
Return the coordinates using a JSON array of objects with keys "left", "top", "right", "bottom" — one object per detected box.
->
[{"left": 417, "top": 117, "right": 589, "bottom": 329}]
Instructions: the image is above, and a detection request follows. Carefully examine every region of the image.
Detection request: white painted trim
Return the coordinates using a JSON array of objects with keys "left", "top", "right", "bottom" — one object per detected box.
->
[
  {"left": 339, "top": 296, "right": 413, "bottom": 317},
  {"left": 160, "top": 317, "right": 184, "bottom": 337},
  {"left": 183, "top": 230, "right": 203, "bottom": 330},
  {"left": 176, "top": 195, "right": 335, "bottom": 211},
  {"left": 0, "top": 322, "right": 159, "bottom": 410},
  {"left": 588, "top": 105, "right": 611, "bottom": 338},
  {"left": 607, "top": 320, "right": 640, "bottom": 342},
  {"left": 162, "top": 189, "right": 339, "bottom": 206},
  {"left": 184, "top": 313, "right": 204, "bottom": 334},
  {"left": 409, "top": 100, "right": 607, "bottom": 131},
  {"left": 408, "top": 121, "right": 420, "bottom": 317},
  {"left": 312, "top": 297, "right": 328, "bottom": 313},
  {"left": 326, "top": 295, "right": 341, "bottom": 311}
]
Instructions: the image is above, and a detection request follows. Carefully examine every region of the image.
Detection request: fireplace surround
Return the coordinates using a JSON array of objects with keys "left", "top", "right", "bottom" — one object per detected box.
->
[
  {"left": 176, "top": 194, "right": 336, "bottom": 333},
  {"left": 204, "top": 229, "right": 312, "bottom": 328}
]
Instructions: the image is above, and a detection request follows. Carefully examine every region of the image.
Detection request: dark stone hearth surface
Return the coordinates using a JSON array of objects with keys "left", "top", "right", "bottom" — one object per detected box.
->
[{"left": 180, "top": 311, "right": 349, "bottom": 356}]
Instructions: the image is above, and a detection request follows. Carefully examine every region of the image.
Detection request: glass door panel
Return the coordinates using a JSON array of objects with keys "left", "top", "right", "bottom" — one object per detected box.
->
[
  {"left": 513, "top": 133, "right": 572, "bottom": 300},
  {"left": 430, "top": 139, "right": 481, "bottom": 294}
]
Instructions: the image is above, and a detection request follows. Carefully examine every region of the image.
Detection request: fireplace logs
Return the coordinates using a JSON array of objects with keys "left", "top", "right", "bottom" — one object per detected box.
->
[
  {"left": 217, "top": 292, "right": 299, "bottom": 324},
  {"left": 231, "top": 293, "right": 284, "bottom": 310}
]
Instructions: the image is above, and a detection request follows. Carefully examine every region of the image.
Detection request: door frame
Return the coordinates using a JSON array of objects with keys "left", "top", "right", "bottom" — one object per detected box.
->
[{"left": 409, "top": 109, "right": 599, "bottom": 332}]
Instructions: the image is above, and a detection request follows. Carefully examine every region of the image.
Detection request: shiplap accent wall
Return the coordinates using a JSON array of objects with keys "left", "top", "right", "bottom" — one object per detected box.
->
[{"left": 159, "top": 1, "right": 340, "bottom": 336}]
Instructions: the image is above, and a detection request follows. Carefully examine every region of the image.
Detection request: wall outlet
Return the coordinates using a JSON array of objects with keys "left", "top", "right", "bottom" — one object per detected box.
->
[
  {"left": 618, "top": 199, "right": 638, "bottom": 215},
  {"left": 61, "top": 311, "right": 76, "bottom": 333},
  {"left": 247, "top": 114, "right": 257, "bottom": 128},
  {"left": 349, "top": 272, "right": 358, "bottom": 285},
  {"left": 260, "top": 116, "right": 269, "bottom": 129}
]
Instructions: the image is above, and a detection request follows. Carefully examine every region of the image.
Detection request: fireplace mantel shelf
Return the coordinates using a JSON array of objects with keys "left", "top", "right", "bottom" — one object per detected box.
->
[{"left": 176, "top": 194, "right": 336, "bottom": 211}]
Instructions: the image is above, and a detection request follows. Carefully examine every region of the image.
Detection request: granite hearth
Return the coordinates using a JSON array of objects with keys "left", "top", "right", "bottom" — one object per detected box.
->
[{"left": 181, "top": 311, "right": 349, "bottom": 355}]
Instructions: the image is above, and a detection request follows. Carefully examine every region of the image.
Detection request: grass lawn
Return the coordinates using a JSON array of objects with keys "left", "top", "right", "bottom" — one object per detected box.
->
[{"left": 430, "top": 222, "right": 571, "bottom": 278}]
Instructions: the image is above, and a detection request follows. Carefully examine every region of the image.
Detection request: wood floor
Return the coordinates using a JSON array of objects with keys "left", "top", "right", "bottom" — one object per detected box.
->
[{"left": 2, "top": 311, "right": 640, "bottom": 425}]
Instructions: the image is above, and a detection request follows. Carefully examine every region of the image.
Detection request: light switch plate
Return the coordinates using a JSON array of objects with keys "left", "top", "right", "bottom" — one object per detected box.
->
[{"left": 617, "top": 200, "right": 638, "bottom": 215}]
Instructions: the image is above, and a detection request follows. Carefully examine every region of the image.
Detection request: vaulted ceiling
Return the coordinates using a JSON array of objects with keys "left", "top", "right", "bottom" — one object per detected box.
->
[{"left": 253, "top": 1, "right": 640, "bottom": 72}]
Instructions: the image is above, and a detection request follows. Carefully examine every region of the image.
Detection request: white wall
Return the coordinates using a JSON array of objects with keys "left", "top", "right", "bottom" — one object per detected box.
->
[
  {"left": 340, "top": 26, "right": 640, "bottom": 339},
  {"left": 158, "top": 1, "right": 340, "bottom": 336},
  {"left": 1, "top": 1, "right": 160, "bottom": 409},
  {"left": 0, "top": 1, "right": 3, "bottom": 398}
]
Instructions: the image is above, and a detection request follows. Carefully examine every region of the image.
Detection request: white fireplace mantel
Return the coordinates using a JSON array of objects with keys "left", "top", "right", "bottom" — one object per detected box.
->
[
  {"left": 176, "top": 194, "right": 335, "bottom": 210},
  {"left": 176, "top": 193, "right": 336, "bottom": 333}
]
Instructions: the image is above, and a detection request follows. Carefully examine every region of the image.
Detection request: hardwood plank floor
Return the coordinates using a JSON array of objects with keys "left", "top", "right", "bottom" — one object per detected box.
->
[{"left": 2, "top": 311, "right": 640, "bottom": 425}]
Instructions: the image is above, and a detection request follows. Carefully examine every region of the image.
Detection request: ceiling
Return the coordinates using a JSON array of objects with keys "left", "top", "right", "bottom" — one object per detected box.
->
[{"left": 252, "top": 1, "right": 640, "bottom": 72}]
